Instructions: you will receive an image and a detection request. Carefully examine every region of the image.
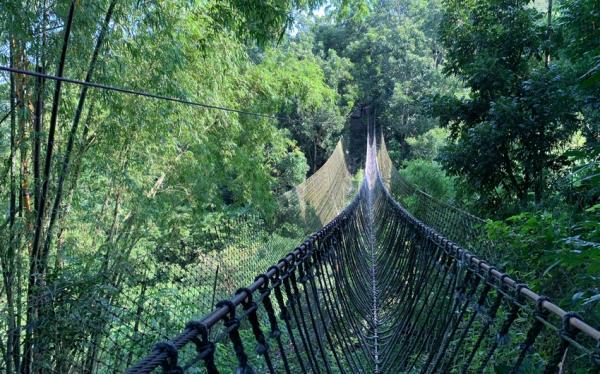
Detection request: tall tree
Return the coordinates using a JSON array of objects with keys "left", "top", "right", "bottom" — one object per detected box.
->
[
  {"left": 435, "top": 0, "right": 580, "bottom": 207},
  {"left": 314, "top": 0, "right": 461, "bottom": 157}
]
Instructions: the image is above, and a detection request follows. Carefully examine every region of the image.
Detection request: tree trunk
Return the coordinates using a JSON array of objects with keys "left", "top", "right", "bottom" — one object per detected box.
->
[
  {"left": 3, "top": 33, "right": 18, "bottom": 374},
  {"left": 42, "top": 0, "right": 117, "bottom": 268},
  {"left": 534, "top": 157, "right": 544, "bottom": 204},
  {"left": 545, "top": 0, "right": 553, "bottom": 68},
  {"left": 23, "top": 3, "right": 76, "bottom": 372},
  {"left": 33, "top": 67, "right": 43, "bottom": 218},
  {"left": 502, "top": 150, "right": 524, "bottom": 202},
  {"left": 125, "top": 280, "right": 148, "bottom": 368}
]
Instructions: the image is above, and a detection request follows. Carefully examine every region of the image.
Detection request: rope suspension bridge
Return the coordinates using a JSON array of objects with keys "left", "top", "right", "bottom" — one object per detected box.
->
[
  {"left": 1, "top": 5, "right": 599, "bottom": 370},
  {"left": 125, "top": 111, "right": 600, "bottom": 373}
]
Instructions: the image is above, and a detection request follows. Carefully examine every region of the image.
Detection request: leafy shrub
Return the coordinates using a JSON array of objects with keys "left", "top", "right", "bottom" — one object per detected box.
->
[
  {"left": 399, "top": 159, "right": 456, "bottom": 202},
  {"left": 484, "top": 205, "right": 600, "bottom": 326},
  {"left": 405, "top": 127, "right": 450, "bottom": 161}
]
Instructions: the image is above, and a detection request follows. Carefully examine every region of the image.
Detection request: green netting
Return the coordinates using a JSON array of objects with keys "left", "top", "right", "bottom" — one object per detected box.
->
[
  {"left": 127, "top": 116, "right": 600, "bottom": 374},
  {"left": 280, "top": 140, "right": 355, "bottom": 232}
]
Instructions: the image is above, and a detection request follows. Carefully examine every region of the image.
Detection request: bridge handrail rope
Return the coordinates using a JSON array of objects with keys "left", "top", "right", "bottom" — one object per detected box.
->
[
  {"left": 372, "top": 116, "right": 598, "bottom": 371},
  {"left": 376, "top": 171, "right": 600, "bottom": 343},
  {"left": 127, "top": 114, "right": 600, "bottom": 373},
  {"left": 126, "top": 196, "right": 362, "bottom": 373},
  {"left": 373, "top": 124, "right": 600, "bottom": 349}
]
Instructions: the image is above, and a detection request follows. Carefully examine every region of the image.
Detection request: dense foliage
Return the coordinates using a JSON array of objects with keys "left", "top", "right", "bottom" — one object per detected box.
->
[
  {"left": 428, "top": 0, "right": 600, "bottom": 330},
  {"left": 312, "top": 0, "right": 462, "bottom": 158},
  {"left": 0, "top": 1, "right": 355, "bottom": 371}
]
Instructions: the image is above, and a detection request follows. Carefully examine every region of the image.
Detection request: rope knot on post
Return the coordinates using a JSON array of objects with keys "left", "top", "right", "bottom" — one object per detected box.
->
[
  {"left": 535, "top": 296, "right": 551, "bottom": 318},
  {"left": 154, "top": 342, "right": 182, "bottom": 374},
  {"left": 298, "top": 258, "right": 308, "bottom": 284},
  {"left": 455, "top": 270, "right": 473, "bottom": 303},
  {"left": 559, "top": 312, "right": 580, "bottom": 339},
  {"left": 484, "top": 265, "right": 496, "bottom": 280},
  {"left": 236, "top": 288, "right": 258, "bottom": 313},
  {"left": 299, "top": 256, "right": 314, "bottom": 283},
  {"left": 255, "top": 274, "right": 283, "bottom": 340},
  {"left": 186, "top": 321, "right": 218, "bottom": 374},
  {"left": 269, "top": 266, "right": 291, "bottom": 321},
  {"left": 215, "top": 300, "right": 254, "bottom": 374},
  {"left": 499, "top": 273, "right": 511, "bottom": 290},
  {"left": 236, "top": 287, "right": 274, "bottom": 369},
  {"left": 514, "top": 283, "right": 529, "bottom": 304},
  {"left": 457, "top": 251, "right": 468, "bottom": 269},
  {"left": 255, "top": 274, "right": 270, "bottom": 295},
  {"left": 268, "top": 265, "right": 282, "bottom": 288},
  {"left": 541, "top": 312, "right": 583, "bottom": 374},
  {"left": 282, "top": 254, "right": 296, "bottom": 280}
]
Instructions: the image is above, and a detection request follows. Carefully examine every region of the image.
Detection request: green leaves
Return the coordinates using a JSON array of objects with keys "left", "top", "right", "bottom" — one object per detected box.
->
[
  {"left": 405, "top": 127, "right": 450, "bottom": 161},
  {"left": 0, "top": 1, "right": 357, "bottom": 371},
  {"left": 435, "top": 0, "right": 593, "bottom": 207},
  {"left": 581, "top": 56, "right": 600, "bottom": 87},
  {"left": 399, "top": 159, "right": 456, "bottom": 201},
  {"left": 484, "top": 204, "right": 600, "bottom": 318},
  {"left": 314, "top": 0, "right": 461, "bottom": 151}
]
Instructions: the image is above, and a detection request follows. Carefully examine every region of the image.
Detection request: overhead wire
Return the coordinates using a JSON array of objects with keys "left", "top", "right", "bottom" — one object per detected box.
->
[{"left": 0, "top": 65, "right": 349, "bottom": 125}]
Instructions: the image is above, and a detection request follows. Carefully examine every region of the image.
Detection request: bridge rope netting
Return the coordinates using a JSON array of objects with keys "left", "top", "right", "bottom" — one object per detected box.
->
[
  {"left": 281, "top": 140, "right": 354, "bottom": 232},
  {"left": 128, "top": 113, "right": 600, "bottom": 373},
  {"left": 376, "top": 136, "right": 496, "bottom": 263}
]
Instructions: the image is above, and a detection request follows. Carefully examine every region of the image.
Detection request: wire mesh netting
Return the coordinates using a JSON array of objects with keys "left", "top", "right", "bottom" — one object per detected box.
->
[
  {"left": 280, "top": 140, "right": 356, "bottom": 233},
  {"left": 376, "top": 133, "right": 498, "bottom": 263}
]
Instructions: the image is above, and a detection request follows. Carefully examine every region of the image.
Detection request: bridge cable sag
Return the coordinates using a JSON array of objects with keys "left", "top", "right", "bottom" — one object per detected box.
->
[{"left": 126, "top": 109, "right": 600, "bottom": 373}]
